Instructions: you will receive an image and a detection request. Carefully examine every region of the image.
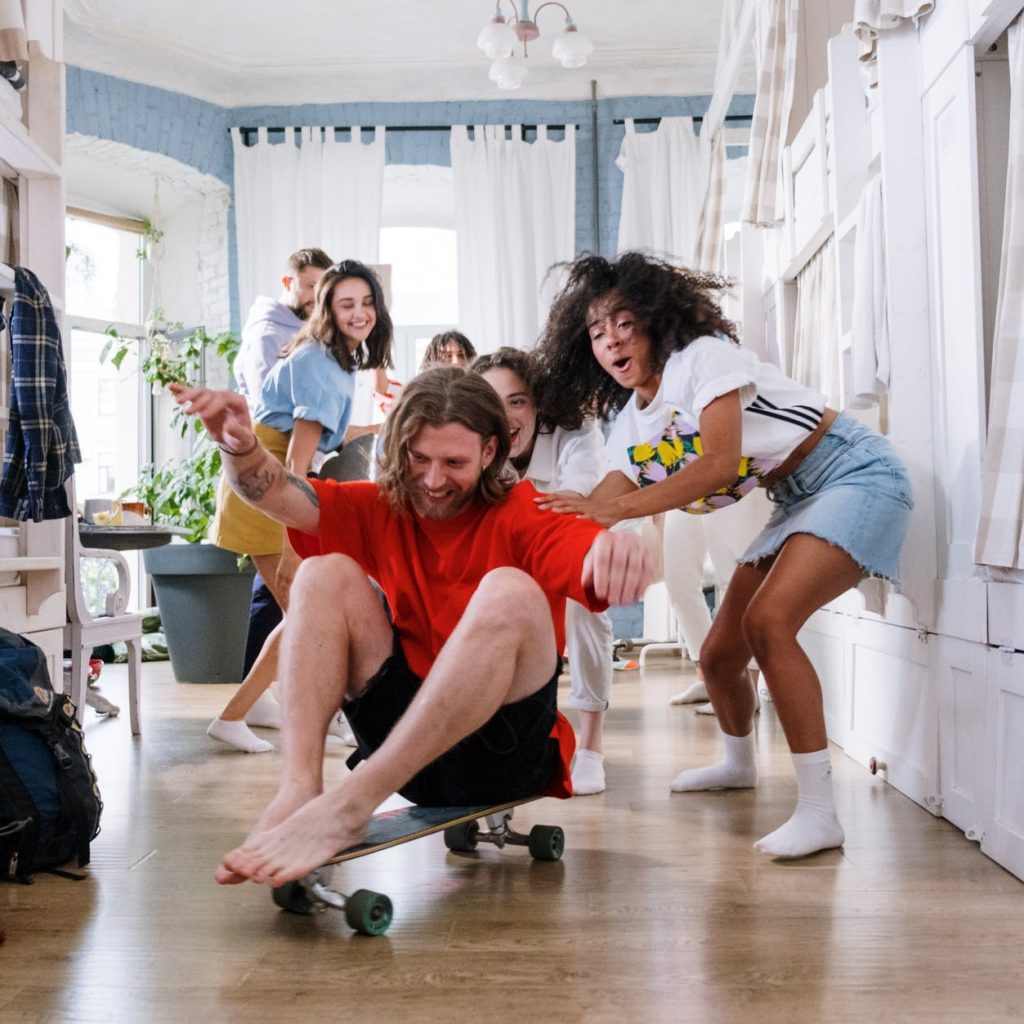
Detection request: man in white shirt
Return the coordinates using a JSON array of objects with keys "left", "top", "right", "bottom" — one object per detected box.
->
[{"left": 234, "top": 248, "right": 333, "bottom": 408}]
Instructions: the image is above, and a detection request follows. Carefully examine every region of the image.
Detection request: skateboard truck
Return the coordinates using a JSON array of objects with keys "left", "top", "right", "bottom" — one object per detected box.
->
[
  {"left": 273, "top": 867, "right": 394, "bottom": 936},
  {"left": 442, "top": 808, "right": 565, "bottom": 860}
]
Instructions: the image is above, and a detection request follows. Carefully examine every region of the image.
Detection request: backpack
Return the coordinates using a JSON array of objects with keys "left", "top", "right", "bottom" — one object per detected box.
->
[{"left": 0, "top": 627, "right": 103, "bottom": 882}]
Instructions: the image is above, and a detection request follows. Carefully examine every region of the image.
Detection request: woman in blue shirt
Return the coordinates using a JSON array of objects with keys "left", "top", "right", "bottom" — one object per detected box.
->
[{"left": 209, "top": 260, "right": 393, "bottom": 752}]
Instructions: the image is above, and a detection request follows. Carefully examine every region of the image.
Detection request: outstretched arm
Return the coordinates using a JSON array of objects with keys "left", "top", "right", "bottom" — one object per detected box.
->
[
  {"left": 169, "top": 384, "right": 321, "bottom": 536},
  {"left": 537, "top": 390, "right": 744, "bottom": 527}
]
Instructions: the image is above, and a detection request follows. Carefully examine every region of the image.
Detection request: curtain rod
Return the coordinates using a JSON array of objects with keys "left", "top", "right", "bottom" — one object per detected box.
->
[
  {"left": 611, "top": 114, "right": 752, "bottom": 126},
  {"left": 231, "top": 124, "right": 575, "bottom": 141}
]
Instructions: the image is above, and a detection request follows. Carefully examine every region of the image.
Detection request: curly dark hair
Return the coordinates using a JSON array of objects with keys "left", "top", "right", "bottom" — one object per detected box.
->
[
  {"left": 533, "top": 251, "right": 738, "bottom": 428},
  {"left": 468, "top": 346, "right": 580, "bottom": 434},
  {"left": 420, "top": 330, "right": 477, "bottom": 370},
  {"left": 285, "top": 260, "right": 394, "bottom": 373}
]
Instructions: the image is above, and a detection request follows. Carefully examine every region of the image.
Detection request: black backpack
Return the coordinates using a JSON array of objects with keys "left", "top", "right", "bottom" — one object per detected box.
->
[{"left": 0, "top": 627, "right": 103, "bottom": 882}]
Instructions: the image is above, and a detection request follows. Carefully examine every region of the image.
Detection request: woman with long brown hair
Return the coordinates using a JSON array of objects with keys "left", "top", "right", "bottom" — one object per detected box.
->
[{"left": 208, "top": 260, "right": 393, "bottom": 752}]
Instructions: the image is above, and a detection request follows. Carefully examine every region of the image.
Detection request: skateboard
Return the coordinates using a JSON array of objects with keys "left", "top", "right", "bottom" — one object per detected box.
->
[{"left": 271, "top": 795, "right": 564, "bottom": 936}]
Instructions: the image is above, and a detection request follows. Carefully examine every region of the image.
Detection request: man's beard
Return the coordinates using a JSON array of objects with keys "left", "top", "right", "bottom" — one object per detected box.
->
[{"left": 408, "top": 485, "right": 476, "bottom": 521}]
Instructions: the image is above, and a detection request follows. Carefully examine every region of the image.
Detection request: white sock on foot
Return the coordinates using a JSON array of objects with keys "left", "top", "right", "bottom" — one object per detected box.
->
[
  {"left": 571, "top": 749, "right": 606, "bottom": 795},
  {"left": 670, "top": 679, "right": 709, "bottom": 704},
  {"left": 207, "top": 718, "right": 274, "bottom": 753},
  {"left": 754, "top": 749, "right": 845, "bottom": 858},
  {"left": 670, "top": 731, "right": 757, "bottom": 791},
  {"left": 695, "top": 690, "right": 760, "bottom": 716},
  {"left": 327, "top": 710, "right": 357, "bottom": 746},
  {"left": 244, "top": 689, "right": 282, "bottom": 729}
]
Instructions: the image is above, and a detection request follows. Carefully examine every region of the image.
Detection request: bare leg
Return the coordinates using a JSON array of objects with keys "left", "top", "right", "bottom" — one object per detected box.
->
[
  {"left": 208, "top": 553, "right": 291, "bottom": 753},
  {"left": 219, "top": 622, "right": 283, "bottom": 722},
  {"left": 219, "top": 567, "right": 558, "bottom": 887}
]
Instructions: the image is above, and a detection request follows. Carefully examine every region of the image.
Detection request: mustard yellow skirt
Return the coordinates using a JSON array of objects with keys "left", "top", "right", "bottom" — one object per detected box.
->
[{"left": 209, "top": 422, "right": 289, "bottom": 556}]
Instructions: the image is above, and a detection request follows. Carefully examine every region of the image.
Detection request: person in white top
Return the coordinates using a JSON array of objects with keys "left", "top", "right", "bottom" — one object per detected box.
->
[
  {"left": 470, "top": 347, "right": 613, "bottom": 795},
  {"left": 534, "top": 252, "right": 913, "bottom": 859}
]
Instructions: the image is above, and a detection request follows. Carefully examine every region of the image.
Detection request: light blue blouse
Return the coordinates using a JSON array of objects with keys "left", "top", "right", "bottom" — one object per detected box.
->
[{"left": 253, "top": 340, "right": 355, "bottom": 452}]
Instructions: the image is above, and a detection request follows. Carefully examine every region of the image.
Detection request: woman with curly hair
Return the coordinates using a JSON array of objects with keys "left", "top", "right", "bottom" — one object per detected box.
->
[
  {"left": 208, "top": 260, "right": 393, "bottom": 753},
  {"left": 534, "top": 251, "right": 913, "bottom": 858},
  {"left": 420, "top": 329, "right": 477, "bottom": 370},
  {"left": 469, "top": 347, "right": 612, "bottom": 795}
]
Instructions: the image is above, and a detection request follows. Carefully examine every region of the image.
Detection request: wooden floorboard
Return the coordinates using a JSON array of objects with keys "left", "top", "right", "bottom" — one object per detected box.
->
[{"left": 1, "top": 654, "right": 1022, "bottom": 1023}]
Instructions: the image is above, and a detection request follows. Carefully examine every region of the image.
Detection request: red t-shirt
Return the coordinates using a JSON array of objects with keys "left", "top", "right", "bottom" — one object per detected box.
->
[
  {"left": 288, "top": 479, "right": 605, "bottom": 678},
  {"left": 288, "top": 479, "right": 607, "bottom": 798}
]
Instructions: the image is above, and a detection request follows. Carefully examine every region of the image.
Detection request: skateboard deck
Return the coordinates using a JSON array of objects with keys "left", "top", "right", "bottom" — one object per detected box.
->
[
  {"left": 324, "top": 795, "right": 538, "bottom": 865},
  {"left": 273, "top": 794, "right": 564, "bottom": 935}
]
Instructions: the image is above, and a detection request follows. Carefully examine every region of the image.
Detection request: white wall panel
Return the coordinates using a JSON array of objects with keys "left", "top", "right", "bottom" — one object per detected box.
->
[
  {"left": 843, "top": 619, "right": 938, "bottom": 810},
  {"left": 935, "top": 635, "right": 989, "bottom": 834},
  {"left": 921, "top": 48, "right": 988, "bottom": 583},
  {"left": 982, "top": 647, "right": 1024, "bottom": 879}
]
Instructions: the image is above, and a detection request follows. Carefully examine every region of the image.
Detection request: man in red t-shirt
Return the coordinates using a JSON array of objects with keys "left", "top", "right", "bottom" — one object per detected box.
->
[{"left": 171, "top": 368, "right": 653, "bottom": 887}]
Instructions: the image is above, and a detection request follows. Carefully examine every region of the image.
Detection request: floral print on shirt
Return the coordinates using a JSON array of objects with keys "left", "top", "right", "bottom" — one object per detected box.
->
[{"left": 625, "top": 410, "right": 777, "bottom": 514}]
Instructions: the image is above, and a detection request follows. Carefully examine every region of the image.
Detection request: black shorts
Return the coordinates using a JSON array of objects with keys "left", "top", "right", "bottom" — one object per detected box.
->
[{"left": 343, "top": 643, "right": 562, "bottom": 807}]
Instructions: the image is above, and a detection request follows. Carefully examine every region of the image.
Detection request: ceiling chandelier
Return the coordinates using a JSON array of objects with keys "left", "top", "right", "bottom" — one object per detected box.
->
[{"left": 477, "top": 2, "right": 594, "bottom": 90}]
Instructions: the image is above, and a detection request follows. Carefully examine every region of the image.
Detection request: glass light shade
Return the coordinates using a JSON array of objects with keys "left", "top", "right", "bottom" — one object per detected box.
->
[
  {"left": 477, "top": 18, "right": 518, "bottom": 59},
  {"left": 552, "top": 26, "right": 593, "bottom": 69},
  {"left": 489, "top": 55, "right": 528, "bottom": 90}
]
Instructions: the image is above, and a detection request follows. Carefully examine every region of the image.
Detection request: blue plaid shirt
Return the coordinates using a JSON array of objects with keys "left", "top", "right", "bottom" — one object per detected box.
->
[{"left": 0, "top": 267, "right": 81, "bottom": 521}]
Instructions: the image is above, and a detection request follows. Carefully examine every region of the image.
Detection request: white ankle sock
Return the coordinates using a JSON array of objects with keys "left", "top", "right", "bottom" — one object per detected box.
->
[
  {"left": 244, "top": 689, "right": 282, "bottom": 729},
  {"left": 694, "top": 691, "right": 760, "bottom": 716},
  {"left": 571, "top": 749, "right": 606, "bottom": 796},
  {"left": 670, "top": 730, "right": 757, "bottom": 791},
  {"left": 327, "top": 710, "right": 357, "bottom": 746},
  {"left": 207, "top": 717, "right": 274, "bottom": 754},
  {"left": 754, "top": 749, "right": 845, "bottom": 858},
  {"left": 669, "top": 679, "right": 709, "bottom": 704}
]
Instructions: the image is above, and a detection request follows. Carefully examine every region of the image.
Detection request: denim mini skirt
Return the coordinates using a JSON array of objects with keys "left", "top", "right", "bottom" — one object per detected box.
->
[{"left": 738, "top": 413, "right": 913, "bottom": 586}]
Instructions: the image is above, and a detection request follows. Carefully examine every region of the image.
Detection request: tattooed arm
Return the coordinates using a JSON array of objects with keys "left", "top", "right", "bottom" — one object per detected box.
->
[{"left": 170, "top": 384, "right": 321, "bottom": 535}]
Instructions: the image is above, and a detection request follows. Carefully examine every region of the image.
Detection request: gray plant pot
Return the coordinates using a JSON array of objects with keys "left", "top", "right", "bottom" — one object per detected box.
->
[{"left": 143, "top": 543, "right": 255, "bottom": 683}]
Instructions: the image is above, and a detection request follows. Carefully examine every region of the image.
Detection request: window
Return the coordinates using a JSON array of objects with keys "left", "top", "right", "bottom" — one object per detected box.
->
[
  {"left": 66, "top": 211, "right": 148, "bottom": 609},
  {"left": 379, "top": 165, "right": 460, "bottom": 382}
]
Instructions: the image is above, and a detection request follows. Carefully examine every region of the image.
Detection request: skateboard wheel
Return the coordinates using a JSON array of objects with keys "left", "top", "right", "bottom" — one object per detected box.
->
[
  {"left": 443, "top": 821, "right": 480, "bottom": 853},
  {"left": 527, "top": 825, "right": 564, "bottom": 861},
  {"left": 345, "top": 889, "right": 393, "bottom": 936},
  {"left": 272, "top": 881, "right": 316, "bottom": 915}
]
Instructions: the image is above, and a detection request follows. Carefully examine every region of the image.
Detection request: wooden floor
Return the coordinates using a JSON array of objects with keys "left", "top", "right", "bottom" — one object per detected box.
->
[{"left": 2, "top": 654, "right": 1022, "bottom": 1024}]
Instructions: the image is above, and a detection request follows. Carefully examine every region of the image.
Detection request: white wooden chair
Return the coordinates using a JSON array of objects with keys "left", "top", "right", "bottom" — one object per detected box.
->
[{"left": 64, "top": 478, "right": 144, "bottom": 734}]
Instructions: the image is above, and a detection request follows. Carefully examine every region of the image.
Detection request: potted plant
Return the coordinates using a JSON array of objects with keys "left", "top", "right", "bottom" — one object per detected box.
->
[{"left": 102, "top": 319, "right": 256, "bottom": 684}]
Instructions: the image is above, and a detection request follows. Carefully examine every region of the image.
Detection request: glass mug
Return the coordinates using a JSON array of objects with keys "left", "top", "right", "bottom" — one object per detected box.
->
[{"left": 84, "top": 499, "right": 122, "bottom": 525}]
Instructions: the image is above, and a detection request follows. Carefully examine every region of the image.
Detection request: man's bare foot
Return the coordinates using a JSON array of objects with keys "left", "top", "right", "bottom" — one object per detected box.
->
[
  {"left": 215, "top": 780, "right": 321, "bottom": 885},
  {"left": 218, "top": 790, "right": 370, "bottom": 887}
]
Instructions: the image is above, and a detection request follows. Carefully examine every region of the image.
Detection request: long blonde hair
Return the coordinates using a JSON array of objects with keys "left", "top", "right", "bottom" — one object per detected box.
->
[{"left": 376, "top": 366, "right": 513, "bottom": 511}]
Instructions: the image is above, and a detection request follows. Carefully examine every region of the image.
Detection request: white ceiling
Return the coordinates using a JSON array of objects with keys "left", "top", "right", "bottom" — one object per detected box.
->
[{"left": 64, "top": 0, "right": 754, "bottom": 107}]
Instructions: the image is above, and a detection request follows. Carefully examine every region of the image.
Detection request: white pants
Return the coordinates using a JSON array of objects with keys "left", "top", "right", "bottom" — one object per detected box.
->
[
  {"left": 662, "top": 489, "right": 771, "bottom": 660},
  {"left": 564, "top": 599, "right": 614, "bottom": 711}
]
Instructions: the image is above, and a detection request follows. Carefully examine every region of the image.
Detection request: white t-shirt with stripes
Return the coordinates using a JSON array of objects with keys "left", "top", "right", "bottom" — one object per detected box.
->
[{"left": 606, "top": 336, "right": 826, "bottom": 514}]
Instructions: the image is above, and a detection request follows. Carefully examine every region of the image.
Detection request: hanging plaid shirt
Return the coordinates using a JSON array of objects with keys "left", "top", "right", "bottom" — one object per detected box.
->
[{"left": 0, "top": 267, "right": 81, "bottom": 521}]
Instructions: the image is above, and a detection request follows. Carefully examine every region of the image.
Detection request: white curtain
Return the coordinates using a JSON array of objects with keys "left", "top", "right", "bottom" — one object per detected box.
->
[
  {"left": 976, "top": 16, "right": 1024, "bottom": 570},
  {"left": 616, "top": 117, "right": 703, "bottom": 260},
  {"left": 692, "top": 129, "right": 727, "bottom": 272},
  {"left": 742, "top": 0, "right": 799, "bottom": 227},
  {"left": 791, "top": 237, "right": 840, "bottom": 407},
  {"left": 845, "top": 174, "right": 890, "bottom": 408},
  {"left": 854, "top": 0, "right": 935, "bottom": 88},
  {"left": 231, "top": 126, "right": 385, "bottom": 319},
  {"left": 450, "top": 124, "right": 575, "bottom": 352}
]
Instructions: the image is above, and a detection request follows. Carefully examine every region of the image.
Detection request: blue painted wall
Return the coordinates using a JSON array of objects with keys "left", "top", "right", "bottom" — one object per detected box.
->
[{"left": 67, "top": 67, "right": 753, "bottom": 334}]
